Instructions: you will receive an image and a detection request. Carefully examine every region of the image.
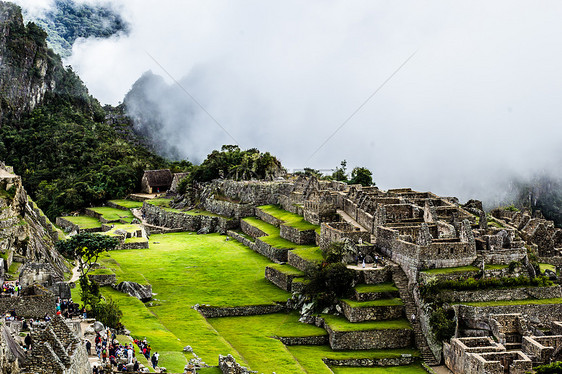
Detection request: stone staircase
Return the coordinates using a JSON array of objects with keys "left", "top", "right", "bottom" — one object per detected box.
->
[{"left": 392, "top": 265, "right": 440, "bottom": 365}]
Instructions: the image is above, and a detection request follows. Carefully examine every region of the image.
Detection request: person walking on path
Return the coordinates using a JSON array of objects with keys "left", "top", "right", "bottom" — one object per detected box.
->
[{"left": 151, "top": 351, "right": 159, "bottom": 368}]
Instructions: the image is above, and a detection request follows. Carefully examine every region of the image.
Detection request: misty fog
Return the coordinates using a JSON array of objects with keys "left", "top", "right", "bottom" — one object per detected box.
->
[{"left": 14, "top": 0, "right": 562, "bottom": 205}]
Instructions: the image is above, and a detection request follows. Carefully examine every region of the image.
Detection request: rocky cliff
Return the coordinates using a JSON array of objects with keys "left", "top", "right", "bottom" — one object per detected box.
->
[
  {"left": 0, "top": 162, "right": 68, "bottom": 280},
  {"left": 0, "top": 1, "right": 92, "bottom": 124}
]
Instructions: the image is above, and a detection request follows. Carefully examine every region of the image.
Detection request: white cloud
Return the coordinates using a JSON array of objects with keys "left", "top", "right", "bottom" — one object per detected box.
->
[{"left": 15, "top": 0, "right": 562, "bottom": 202}]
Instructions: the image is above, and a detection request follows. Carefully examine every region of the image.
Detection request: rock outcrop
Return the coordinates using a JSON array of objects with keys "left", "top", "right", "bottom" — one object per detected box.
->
[{"left": 114, "top": 281, "right": 152, "bottom": 301}]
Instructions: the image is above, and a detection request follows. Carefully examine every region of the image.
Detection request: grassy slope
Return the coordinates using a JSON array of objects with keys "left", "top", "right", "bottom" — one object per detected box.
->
[
  {"left": 420, "top": 266, "right": 479, "bottom": 274},
  {"left": 355, "top": 283, "right": 398, "bottom": 293},
  {"left": 108, "top": 199, "right": 144, "bottom": 209},
  {"left": 61, "top": 215, "right": 102, "bottom": 229},
  {"left": 99, "top": 232, "right": 290, "bottom": 371},
  {"left": 88, "top": 206, "right": 134, "bottom": 222}
]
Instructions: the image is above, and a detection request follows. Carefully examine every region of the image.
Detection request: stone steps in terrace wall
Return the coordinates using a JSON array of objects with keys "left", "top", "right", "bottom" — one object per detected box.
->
[{"left": 340, "top": 299, "right": 405, "bottom": 323}]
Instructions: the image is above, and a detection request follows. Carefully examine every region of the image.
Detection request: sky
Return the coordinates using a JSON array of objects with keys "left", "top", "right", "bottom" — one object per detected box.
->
[{"left": 13, "top": 0, "right": 562, "bottom": 204}]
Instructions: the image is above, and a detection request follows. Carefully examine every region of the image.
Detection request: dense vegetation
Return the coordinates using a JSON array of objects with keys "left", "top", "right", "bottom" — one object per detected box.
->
[
  {"left": 297, "top": 160, "right": 374, "bottom": 187},
  {"left": 177, "top": 145, "right": 284, "bottom": 193},
  {"left": 24, "top": 0, "right": 128, "bottom": 58}
]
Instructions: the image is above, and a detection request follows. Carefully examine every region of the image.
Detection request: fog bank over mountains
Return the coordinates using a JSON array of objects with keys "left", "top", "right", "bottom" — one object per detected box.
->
[{"left": 13, "top": 0, "right": 562, "bottom": 204}]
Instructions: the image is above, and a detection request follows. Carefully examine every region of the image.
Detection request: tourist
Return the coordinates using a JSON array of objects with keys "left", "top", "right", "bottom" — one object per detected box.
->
[
  {"left": 85, "top": 339, "right": 91, "bottom": 355},
  {"left": 151, "top": 351, "right": 159, "bottom": 368},
  {"left": 127, "top": 345, "right": 133, "bottom": 364},
  {"left": 24, "top": 334, "right": 32, "bottom": 350},
  {"left": 92, "top": 366, "right": 98, "bottom": 374}
]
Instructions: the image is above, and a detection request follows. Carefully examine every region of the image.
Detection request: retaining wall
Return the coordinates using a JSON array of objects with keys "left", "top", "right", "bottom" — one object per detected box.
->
[
  {"left": 280, "top": 224, "right": 316, "bottom": 245},
  {"left": 196, "top": 303, "right": 285, "bottom": 318},
  {"left": 0, "top": 295, "right": 56, "bottom": 318}
]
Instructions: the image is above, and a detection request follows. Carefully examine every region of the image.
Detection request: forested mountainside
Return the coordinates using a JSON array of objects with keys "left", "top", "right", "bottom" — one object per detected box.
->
[
  {"left": 509, "top": 175, "right": 562, "bottom": 228},
  {"left": 22, "top": 0, "right": 128, "bottom": 58},
  {"left": 0, "top": 1, "right": 166, "bottom": 219}
]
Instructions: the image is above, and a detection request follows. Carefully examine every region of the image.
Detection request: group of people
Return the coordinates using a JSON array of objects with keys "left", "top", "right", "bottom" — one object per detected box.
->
[
  {"left": 55, "top": 297, "right": 81, "bottom": 318},
  {"left": 89, "top": 329, "right": 159, "bottom": 373},
  {"left": 356, "top": 252, "right": 383, "bottom": 268},
  {"left": 134, "top": 337, "right": 159, "bottom": 368},
  {"left": 1, "top": 281, "right": 20, "bottom": 296}
]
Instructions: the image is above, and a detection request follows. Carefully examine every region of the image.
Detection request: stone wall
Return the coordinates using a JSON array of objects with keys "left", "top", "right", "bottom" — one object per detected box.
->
[
  {"left": 340, "top": 300, "right": 404, "bottom": 322},
  {"left": 120, "top": 240, "right": 150, "bottom": 250},
  {"left": 280, "top": 224, "right": 316, "bottom": 245},
  {"left": 195, "top": 303, "right": 285, "bottom": 318},
  {"left": 255, "top": 208, "right": 283, "bottom": 227},
  {"left": 227, "top": 230, "right": 255, "bottom": 249},
  {"left": 265, "top": 266, "right": 302, "bottom": 292},
  {"left": 438, "top": 286, "right": 562, "bottom": 304},
  {"left": 254, "top": 239, "right": 291, "bottom": 262},
  {"left": 143, "top": 202, "right": 237, "bottom": 234},
  {"left": 458, "top": 303, "right": 562, "bottom": 330},
  {"left": 203, "top": 199, "right": 255, "bottom": 220},
  {"left": 276, "top": 336, "right": 328, "bottom": 346},
  {"left": 320, "top": 222, "right": 370, "bottom": 250},
  {"left": 323, "top": 356, "right": 416, "bottom": 368},
  {"left": 357, "top": 266, "right": 393, "bottom": 285},
  {"left": 240, "top": 220, "right": 268, "bottom": 239},
  {"left": 0, "top": 295, "right": 55, "bottom": 318},
  {"left": 55, "top": 217, "right": 101, "bottom": 234},
  {"left": 324, "top": 323, "right": 413, "bottom": 350},
  {"left": 522, "top": 335, "right": 562, "bottom": 365},
  {"left": 87, "top": 273, "right": 117, "bottom": 286},
  {"left": 287, "top": 250, "right": 317, "bottom": 272}
]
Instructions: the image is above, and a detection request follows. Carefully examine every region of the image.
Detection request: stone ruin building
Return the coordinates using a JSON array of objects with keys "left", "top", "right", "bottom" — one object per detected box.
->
[
  {"left": 141, "top": 175, "right": 562, "bottom": 372},
  {"left": 140, "top": 169, "right": 173, "bottom": 194}
]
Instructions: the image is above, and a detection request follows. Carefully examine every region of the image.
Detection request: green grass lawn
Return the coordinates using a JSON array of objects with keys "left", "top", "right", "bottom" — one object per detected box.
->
[
  {"left": 103, "top": 223, "right": 143, "bottom": 236},
  {"left": 97, "top": 232, "right": 291, "bottom": 371},
  {"left": 243, "top": 217, "right": 279, "bottom": 236},
  {"left": 288, "top": 346, "right": 420, "bottom": 374},
  {"left": 323, "top": 315, "right": 411, "bottom": 332},
  {"left": 61, "top": 215, "right": 102, "bottom": 229},
  {"left": 109, "top": 199, "right": 144, "bottom": 209},
  {"left": 257, "top": 205, "right": 319, "bottom": 231},
  {"left": 208, "top": 313, "right": 327, "bottom": 373},
  {"left": 341, "top": 298, "right": 404, "bottom": 308},
  {"left": 355, "top": 283, "right": 398, "bottom": 294},
  {"left": 89, "top": 206, "right": 135, "bottom": 223},
  {"left": 420, "top": 266, "right": 479, "bottom": 274},
  {"left": 461, "top": 298, "right": 562, "bottom": 307}
]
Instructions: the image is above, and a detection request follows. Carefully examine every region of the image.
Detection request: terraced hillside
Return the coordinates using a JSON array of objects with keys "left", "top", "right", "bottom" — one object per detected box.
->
[{"left": 65, "top": 200, "right": 426, "bottom": 373}]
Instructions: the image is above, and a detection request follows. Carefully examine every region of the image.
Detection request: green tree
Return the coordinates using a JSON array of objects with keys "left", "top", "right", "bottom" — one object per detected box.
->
[
  {"left": 349, "top": 167, "right": 373, "bottom": 186},
  {"left": 55, "top": 233, "right": 119, "bottom": 278},
  {"left": 331, "top": 160, "right": 348, "bottom": 182}
]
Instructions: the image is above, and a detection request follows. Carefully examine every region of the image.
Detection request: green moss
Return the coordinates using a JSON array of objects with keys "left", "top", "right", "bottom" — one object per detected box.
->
[
  {"left": 540, "top": 263, "right": 556, "bottom": 273},
  {"left": 341, "top": 298, "right": 404, "bottom": 308},
  {"left": 7, "top": 261, "right": 22, "bottom": 276}
]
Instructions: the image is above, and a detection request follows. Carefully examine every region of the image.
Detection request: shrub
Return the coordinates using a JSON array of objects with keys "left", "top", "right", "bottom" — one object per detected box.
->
[
  {"left": 536, "top": 361, "right": 562, "bottom": 374},
  {"left": 304, "top": 262, "right": 355, "bottom": 312},
  {"left": 93, "top": 296, "right": 123, "bottom": 329},
  {"left": 430, "top": 306, "right": 456, "bottom": 342},
  {"left": 321, "top": 242, "right": 345, "bottom": 264}
]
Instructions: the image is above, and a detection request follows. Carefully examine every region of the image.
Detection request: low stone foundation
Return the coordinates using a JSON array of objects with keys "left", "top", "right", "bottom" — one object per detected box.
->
[
  {"left": 195, "top": 303, "right": 286, "bottom": 318},
  {"left": 55, "top": 217, "right": 101, "bottom": 234}
]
